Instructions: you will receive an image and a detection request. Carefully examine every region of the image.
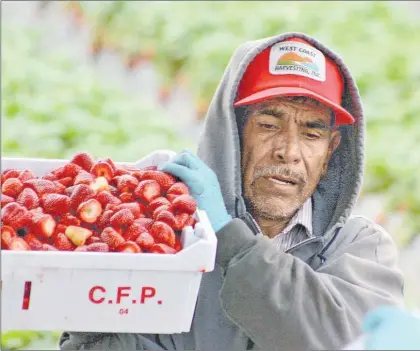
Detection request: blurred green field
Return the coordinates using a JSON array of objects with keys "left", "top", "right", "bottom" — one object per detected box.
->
[{"left": 2, "top": 1, "right": 420, "bottom": 349}]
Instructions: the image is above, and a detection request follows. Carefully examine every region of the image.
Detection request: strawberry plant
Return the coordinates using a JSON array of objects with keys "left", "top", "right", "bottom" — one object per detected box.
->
[{"left": 1, "top": 22, "right": 193, "bottom": 163}]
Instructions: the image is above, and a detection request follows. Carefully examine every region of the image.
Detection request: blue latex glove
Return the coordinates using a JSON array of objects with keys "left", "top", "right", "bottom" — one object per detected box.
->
[
  {"left": 362, "top": 306, "right": 420, "bottom": 350},
  {"left": 157, "top": 149, "right": 232, "bottom": 233}
]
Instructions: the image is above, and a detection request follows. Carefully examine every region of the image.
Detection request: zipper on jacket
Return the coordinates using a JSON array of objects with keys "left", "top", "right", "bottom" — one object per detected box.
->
[{"left": 285, "top": 236, "right": 322, "bottom": 254}]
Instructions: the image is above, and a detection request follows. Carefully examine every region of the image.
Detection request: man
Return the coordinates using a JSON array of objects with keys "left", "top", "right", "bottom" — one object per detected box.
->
[{"left": 60, "top": 33, "right": 404, "bottom": 350}]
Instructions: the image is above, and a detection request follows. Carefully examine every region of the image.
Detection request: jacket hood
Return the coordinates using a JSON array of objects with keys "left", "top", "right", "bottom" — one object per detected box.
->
[{"left": 197, "top": 32, "right": 365, "bottom": 239}]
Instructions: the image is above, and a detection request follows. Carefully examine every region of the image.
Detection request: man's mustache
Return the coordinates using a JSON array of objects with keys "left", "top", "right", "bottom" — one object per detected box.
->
[{"left": 251, "top": 165, "right": 307, "bottom": 184}]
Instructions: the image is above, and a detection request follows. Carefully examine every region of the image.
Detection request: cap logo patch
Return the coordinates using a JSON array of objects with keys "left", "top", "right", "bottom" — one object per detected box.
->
[{"left": 269, "top": 41, "right": 326, "bottom": 82}]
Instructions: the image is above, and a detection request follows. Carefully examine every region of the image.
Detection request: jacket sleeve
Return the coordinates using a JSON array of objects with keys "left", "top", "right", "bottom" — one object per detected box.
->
[
  {"left": 216, "top": 218, "right": 404, "bottom": 350},
  {"left": 59, "top": 332, "right": 170, "bottom": 350}
]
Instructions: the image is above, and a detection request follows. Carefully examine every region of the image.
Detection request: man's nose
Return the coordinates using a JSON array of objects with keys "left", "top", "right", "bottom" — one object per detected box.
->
[{"left": 272, "top": 129, "right": 302, "bottom": 165}]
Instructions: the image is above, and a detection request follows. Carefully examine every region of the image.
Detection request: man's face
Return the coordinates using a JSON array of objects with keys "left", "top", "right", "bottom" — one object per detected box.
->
[{"left": 241, "top": 97, "right": 341, "bottom": 222}]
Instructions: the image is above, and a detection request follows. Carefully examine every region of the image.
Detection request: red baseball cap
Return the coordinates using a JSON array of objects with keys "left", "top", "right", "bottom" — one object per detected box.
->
[{"left": 234, "top": 37, "right": 355, "bottom": 125}]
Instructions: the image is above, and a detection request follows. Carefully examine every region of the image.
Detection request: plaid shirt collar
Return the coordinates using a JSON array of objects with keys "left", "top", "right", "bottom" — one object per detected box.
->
[{"left": 278, "top": 196, "right": 313, "bottom": 238}]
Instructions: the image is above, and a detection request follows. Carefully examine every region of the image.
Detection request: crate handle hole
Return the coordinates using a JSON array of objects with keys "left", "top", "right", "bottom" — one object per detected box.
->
[{"left": 22, "top": 281, "right": 32, "bottom": 310}]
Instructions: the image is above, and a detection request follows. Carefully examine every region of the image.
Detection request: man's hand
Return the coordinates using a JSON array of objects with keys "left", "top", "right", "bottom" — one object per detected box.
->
[
  {"left": 362, "top": 306, "right": 420, "bottom": 350},
  {"left": 157, "top": 149, "right": 232, "bottom": 232}
]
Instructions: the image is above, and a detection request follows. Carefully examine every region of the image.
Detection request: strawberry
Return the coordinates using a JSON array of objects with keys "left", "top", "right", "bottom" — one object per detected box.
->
[
  {"left": 70, "top": 184, "right": 96, "bottom": 210},
  {"left": 91, "top": 161, "right": 114, "bottom": 181},
  {"left": 117, "top": 202, "right": 142, "bottom": 218},
  {"left": 155, "top": 210, "right": 177, "bottom": 228},
  {"left": 17, "top": 188, "right": 40, "bottom": 210},
  {"left": 167, "top": 182, "right": 190, "bottom": 196},
  {"left": 53, "top": 181, "right": 66, "bottom": 194},
  {"left": 172, "top": 195, "right": 197, "bottom": 215},
  {"left": 62, "top": 163, "right": 82, "bottom": 178},
  {"left": 77, "top": 199, "right": 102, "bottom": 223},
  {"left": 149, "top": 221, "right": 176, "bottom": 248},
  {"left": 23, "top": 179, "right": 58, "bottom": 196},
  {"left": 147, "top": 197, "right": 171, "bottom": 215},
  {"left": 131, "top": 169, "right": 152, "bottom": 181},
  {"left": 1, "top": 225, "right": 17, "bottom": 249},
  {"left": 185, "top": 215, "right": 196, "bottom": 227},
  {"left": 3, "top": 169, "right": 21, "bottom": 180},
  {"left": 153, "top": 205, "right": 172, "bottom": 219},
  {"left": 56, "top": 177, "right": 74, "bottom": 187},
  {"left": 110, "top": 209, "right": 134, "bottom": 227},
  {"left": 95, "top": 191, "right": 121, "bottom": 206},
  {"left": 109, "top": 186, "right": 119, "bottom": 197},
  {"left": 114, "top": 168, "right": 131, "bottom": 177},
  {"left": 119, "top": 192, "right": 135, "bottom": 203},
  {"left": 116, "top": 241, "right": 141, "bottom": 253},
  {"left": 174, "top": 213, "right": 193, "bottom": 231},
  {"left": 100, "top": 227, "right": 125, "bottom": 250},
  {"left": 90, "top": 176, "right": 109, "bottom": 192},
  {"left": 166, "top": 194, "right": 179, "bottom": 203},
  {"left": 1, "top": 194, "right": 15, "bottom": 207},
  {"left": 87, "top": 242, "right": 109, "bottom": 252},
  {"left": 135, "top": 232, "right": 155, "bottom": 251},
  {"left": 53, "top": 163, "right": 82, "bottom": 178},
  {"left": 148, "top": 243, "right": 177, "bottom": 254},
  {"left": 2, "top": 178, "right": 23, "bottom": 198},
  {"left": 75, "top": 245, "right": 88, "bottom": 252},
  {"left": 134, "top": 217, "right": 154, "bottom": 230},
  {"left": 149, "top": 171, "right": 177, "bottom": 192},
  {"left": 174, "top": 236, "right": 182, "bottom": 252},
  {"left": 29, "top": 213, "right": 56, "bottom": 238},
  {"left": 123, "top": 222, "right": 147, "bottom": 241},
  {"left": 103, "top": 158, "right": 117, "bottom": 172},
  {"left": 23, "top": 233, "right": 43, "bottom": 251},
  {"left": 96, "top": 210, "right": 114, "bottom": 229},
  {"left": 42, "top": 243, "right": 59, "bottom": 251},
  {"left": 8, "top": 237, "right": 31, "bottom": 251},
  {"left": 42, "top": 173, "right": 58, "bottom": 181},
  {"left": 65, "top": 225, "right": 92, "bottom": 246},
  {"left": 64, "top": 185, "right": 77, "bottom": 196},
  {"left": 105, "top": 203, "right": 119, "bottom": 212},
  {"left": 138, "top": 202, "right": 147, "bottom": 217},
  {"left": 74, "top": 170, "right": 94, "bottom": 185},
  {"left": 85, "top": 235, "right": 101, "bottom": 245},
  {"left": 134, "top": 180, "right": 161, "bottom": 203},
  {"left": 1, "top": 202, "right": 31, "bottom": 229},
  {"left": 70, "top": 152, "right": 95, "bottom": 172},
  {"left": 18, "top": 169, "right": 36, "bottom": 182},
  {"left": 52, "top": 224, "right": 67, "bottom": 242},
  {"left": 42, "top": 194, "right": 71, "bottom": 215},
  {"left": 59, "top": 213, "right": 81, "bottom": 226},
  {"left": 133, "top": 170, "right": 176, "bottom": 192},
  {"left": 28, "top": 207, "right": 44, "bottom": 217},
  {"left": 54, "top": 233, "right": 76, "bottom": 251},
  {"left": 116, "top": 175, "right": 139, "bottom": 193}
]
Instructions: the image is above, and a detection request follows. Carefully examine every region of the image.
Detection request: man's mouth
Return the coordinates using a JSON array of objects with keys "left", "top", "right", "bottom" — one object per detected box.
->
[{"left": 267, "top": 175, "right": 297, "bottom": 186}]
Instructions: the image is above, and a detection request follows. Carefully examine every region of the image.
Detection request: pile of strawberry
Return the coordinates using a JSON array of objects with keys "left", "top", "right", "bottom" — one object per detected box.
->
[{"left": 1, "top": 152, "right": 198, "bottom": 254}]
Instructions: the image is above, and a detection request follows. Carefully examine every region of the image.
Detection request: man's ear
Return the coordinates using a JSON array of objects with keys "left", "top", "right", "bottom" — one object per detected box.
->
[
  {"left": 330, "top": 130, "right": 342, "bottom": 154},
  {"left": 321, "top": 130, "right": 341, "bottom": 177}
]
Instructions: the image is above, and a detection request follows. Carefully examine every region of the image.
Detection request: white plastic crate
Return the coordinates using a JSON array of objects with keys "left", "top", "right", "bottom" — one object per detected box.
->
[{"left": 1, "top": 153, "right": 217, "bottom": 333}]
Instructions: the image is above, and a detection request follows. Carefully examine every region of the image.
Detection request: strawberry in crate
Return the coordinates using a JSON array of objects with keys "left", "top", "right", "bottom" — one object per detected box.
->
[{"left": 1, "top": 152, "right": 197, "bottom": 254}]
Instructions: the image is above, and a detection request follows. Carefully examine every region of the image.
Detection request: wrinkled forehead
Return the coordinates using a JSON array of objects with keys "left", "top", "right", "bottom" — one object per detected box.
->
[{"left": 247, "top": 96, "right": 333, "bottom": 120}]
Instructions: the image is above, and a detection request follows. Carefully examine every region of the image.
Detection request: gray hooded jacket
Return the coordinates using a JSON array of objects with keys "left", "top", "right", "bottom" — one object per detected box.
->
[{"left": 60, "top": 32, "right": 404, "bottom": 351}]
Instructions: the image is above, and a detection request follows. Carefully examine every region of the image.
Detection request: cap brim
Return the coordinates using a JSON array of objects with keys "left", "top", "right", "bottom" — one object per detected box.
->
[{"left": 234, "top": 87, "right": 355, "bottom": 125}]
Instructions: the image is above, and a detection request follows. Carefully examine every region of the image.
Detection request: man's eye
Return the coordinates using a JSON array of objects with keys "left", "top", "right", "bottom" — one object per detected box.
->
[
  {"left": 304, "top": 132, "right": 321, "bottom": 140},
  {"left": 258, "top": 123, "right": 278, "bottom": 130}
]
